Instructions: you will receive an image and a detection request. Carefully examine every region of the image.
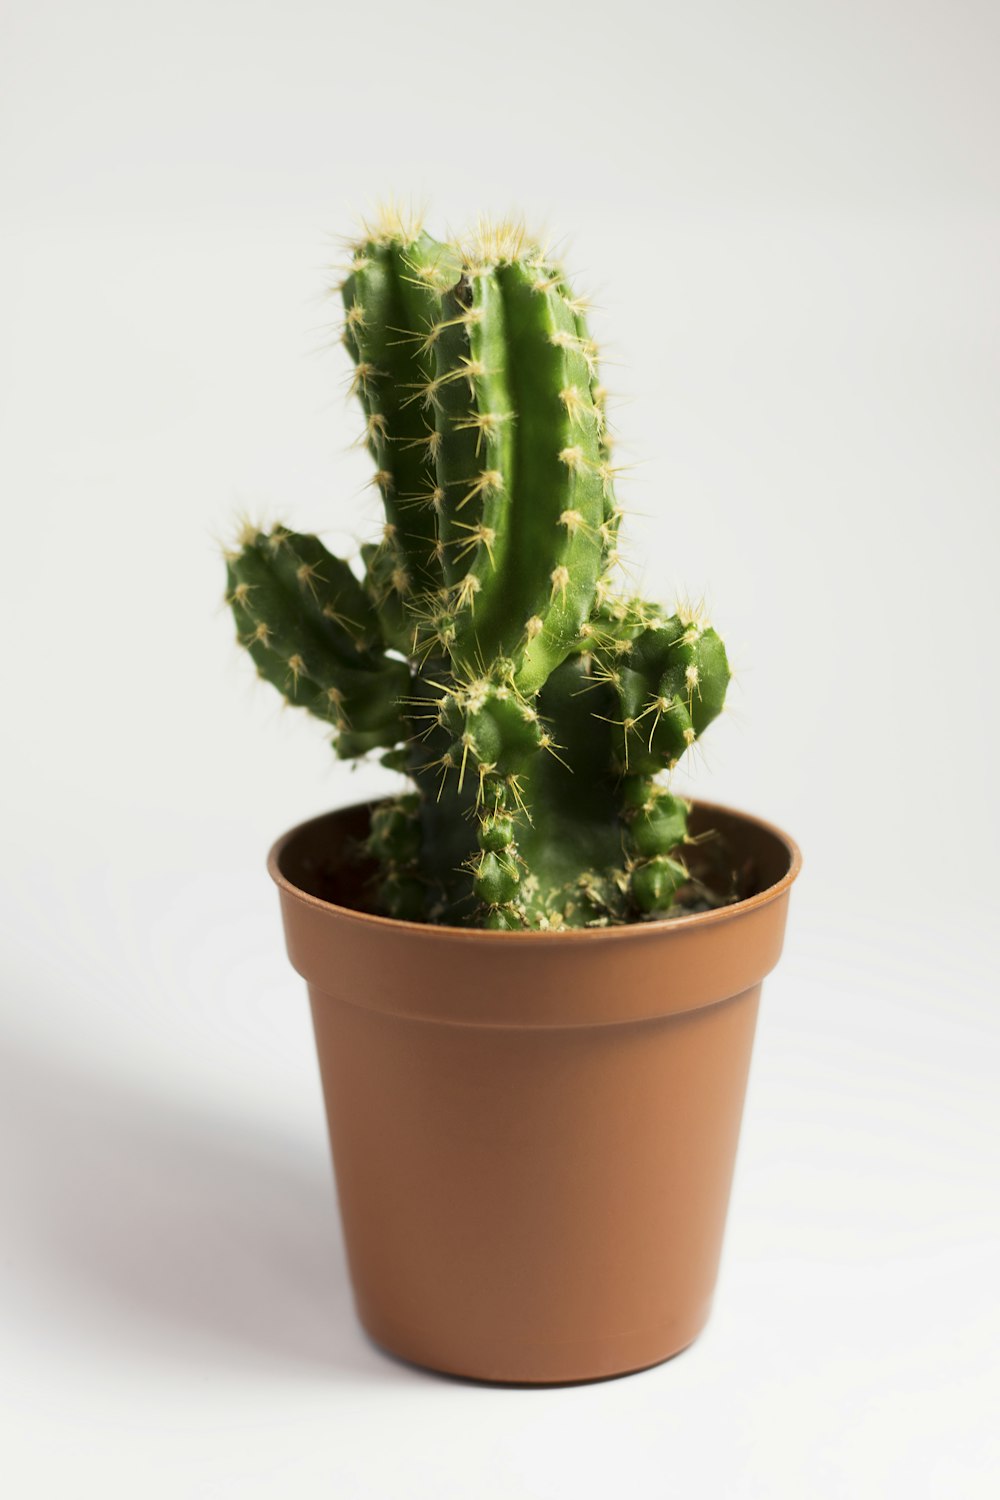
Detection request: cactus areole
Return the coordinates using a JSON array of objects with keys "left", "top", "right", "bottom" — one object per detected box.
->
[{"left": 226, "top": 212, "right": 732, "bottom": 930}]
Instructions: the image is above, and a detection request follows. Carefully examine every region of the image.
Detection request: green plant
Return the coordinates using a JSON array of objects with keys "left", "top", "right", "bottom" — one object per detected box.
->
[{"left": 226, "top": 210, "right": 730, "bottom": 929}]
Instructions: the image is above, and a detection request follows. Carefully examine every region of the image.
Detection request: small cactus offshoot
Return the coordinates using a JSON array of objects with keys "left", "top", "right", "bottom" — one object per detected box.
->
[{"left": 226, "top": 209, "right": 730, "bottom": 929}]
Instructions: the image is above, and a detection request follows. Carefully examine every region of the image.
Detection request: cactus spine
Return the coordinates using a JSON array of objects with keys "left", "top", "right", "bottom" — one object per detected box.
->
[{"left": 226, "top": 210, "right": 730, "bottom": 928}]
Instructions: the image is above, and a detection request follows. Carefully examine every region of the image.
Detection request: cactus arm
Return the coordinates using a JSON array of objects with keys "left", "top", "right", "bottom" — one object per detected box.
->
[
  {"left": 383, "top": 231, "right": 464, "bottom": 582},
  {"left": 599, "top": 611, "right": 731, "bottom": 915},
  {"left": 495, "top": 261, "right": 608, "bottom": 696},
  {"left": 340, "top": 246, "right": 405, "bottom": 536},
  {"left": 226, "top": 527, "right": 410, "bottom": 753},
  {"left": 606, "top": 614, "right": 731, "bottom": 777},
  {"left": 340, "top": 236, "right": 452, "bottom": 549},
  {"left": 494, "top": 613, "right": 730, "bottom": 926},
  {"left": 262, "top": 527, "right": 383, "bottom": 654},
  {"left": 429, "top": 269, "right": 517, "bottom": 666},
  {"left": 340, "top": 232, "right": 462, "bottom": 642}
]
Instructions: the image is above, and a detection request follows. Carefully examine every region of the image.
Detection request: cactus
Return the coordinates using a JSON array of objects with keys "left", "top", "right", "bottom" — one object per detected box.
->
[{"left": 226, "top": 210, "right": 731, "bottom": 928}]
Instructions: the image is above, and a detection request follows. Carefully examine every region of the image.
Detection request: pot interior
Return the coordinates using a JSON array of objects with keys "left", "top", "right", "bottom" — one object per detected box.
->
[{"left": 274, "top": 800, "right": 798, "bottom": 923}]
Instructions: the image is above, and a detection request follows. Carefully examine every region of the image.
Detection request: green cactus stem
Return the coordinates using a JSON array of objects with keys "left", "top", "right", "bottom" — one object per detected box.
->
[{"left": 225, "top": 209, "right": 731, "bottom": 928}]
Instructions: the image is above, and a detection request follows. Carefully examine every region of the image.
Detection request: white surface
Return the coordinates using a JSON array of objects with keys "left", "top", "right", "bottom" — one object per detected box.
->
[{"left": 2, "top": 2, "right": 998, "bottom": 1495}]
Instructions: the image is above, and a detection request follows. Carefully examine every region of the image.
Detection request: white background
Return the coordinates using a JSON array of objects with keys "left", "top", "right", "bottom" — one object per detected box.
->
[{"left": 2, "top": 1, "right": 998, "bottom": 1494}]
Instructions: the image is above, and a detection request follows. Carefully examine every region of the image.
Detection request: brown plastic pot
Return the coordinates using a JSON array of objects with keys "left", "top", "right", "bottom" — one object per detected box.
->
[{"left": 268, "top": 798, "right": 800, "bottom": 1385}]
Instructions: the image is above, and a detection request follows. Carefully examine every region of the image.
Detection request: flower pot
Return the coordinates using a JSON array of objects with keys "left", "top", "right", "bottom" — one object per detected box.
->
[{"left": 268, "top": 798, "right": 800, "bottom": 1384}]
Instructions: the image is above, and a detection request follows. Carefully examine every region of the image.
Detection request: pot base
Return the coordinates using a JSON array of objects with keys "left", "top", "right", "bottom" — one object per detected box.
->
[{"left": 358, "top": 1300, "right": 712, "bottom": 1386}]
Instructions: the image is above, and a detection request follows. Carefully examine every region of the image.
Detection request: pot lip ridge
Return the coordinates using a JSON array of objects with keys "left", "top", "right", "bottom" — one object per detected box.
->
[{"left": 267, "top": 796, "right": 802, "bottom": 943}]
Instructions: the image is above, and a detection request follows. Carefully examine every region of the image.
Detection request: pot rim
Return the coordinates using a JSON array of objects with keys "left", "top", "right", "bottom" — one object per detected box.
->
[{"left": 268, "top": 796, "right": 802, "bottom": 943}]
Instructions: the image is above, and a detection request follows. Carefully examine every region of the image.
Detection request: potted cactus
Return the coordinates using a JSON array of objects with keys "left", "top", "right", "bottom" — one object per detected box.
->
[{"left": 226, "top": 210, "right": 800, "bottom": 1384}]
